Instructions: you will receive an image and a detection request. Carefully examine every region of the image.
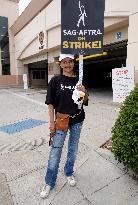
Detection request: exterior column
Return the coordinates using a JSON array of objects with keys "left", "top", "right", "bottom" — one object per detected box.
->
[
  {"left": 9, "top": 30, "right": 16, "bottom": 76},
  {"left": 126, "top": 13, "right": 138, "bottom": 83},
  {"left": 53, "top": 57, "right": 60, "bottom": 75},
  {"left": 14, "top": 60, "right": 25, "bottom": 86},
  {"left": 48, "top": 57, "right": 60, "bottom": 83}
]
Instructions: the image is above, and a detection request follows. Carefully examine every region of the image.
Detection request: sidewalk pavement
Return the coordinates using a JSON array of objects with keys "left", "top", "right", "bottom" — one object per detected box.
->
[{"left": 0, "top": 88, "right": 137, "bottom": 205}]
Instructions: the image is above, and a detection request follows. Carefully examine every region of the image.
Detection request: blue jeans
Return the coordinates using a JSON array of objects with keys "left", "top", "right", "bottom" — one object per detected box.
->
[{"left": 45, "top": 122, "right": 83, "bottom": 188}]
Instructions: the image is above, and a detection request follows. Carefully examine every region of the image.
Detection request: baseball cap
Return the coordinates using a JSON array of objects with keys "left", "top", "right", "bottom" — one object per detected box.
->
[{"left": 59, "top": 54, "right": 74, "bottom": 61}]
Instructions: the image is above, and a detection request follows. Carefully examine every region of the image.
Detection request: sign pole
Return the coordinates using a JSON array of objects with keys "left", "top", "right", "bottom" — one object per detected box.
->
[{"left": 79, "top": 54, "right": 83, "bottom": 84}]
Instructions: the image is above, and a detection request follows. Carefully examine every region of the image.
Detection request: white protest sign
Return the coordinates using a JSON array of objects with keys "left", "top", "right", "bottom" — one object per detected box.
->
[{"left": 112, "top": 66, "right": 134, "bottom": 103}]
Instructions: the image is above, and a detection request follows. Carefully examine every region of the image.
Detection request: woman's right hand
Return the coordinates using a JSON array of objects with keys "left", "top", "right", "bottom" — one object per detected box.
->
[{"left": 49, "top": 121, "right": 55, "bottom": 134}]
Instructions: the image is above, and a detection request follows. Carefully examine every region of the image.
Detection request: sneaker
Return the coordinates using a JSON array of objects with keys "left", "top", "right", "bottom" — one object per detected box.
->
[
  {"left": 40, "top": 185, "right": 51, "bottom": 199},
  {"left": 67, "top": 175, "right": 76, "bottom": 187}
]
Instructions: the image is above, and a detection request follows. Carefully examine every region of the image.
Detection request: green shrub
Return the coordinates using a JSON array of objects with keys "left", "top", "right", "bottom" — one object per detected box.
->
[{"left": 112, "top": 84, "right": 138, "bottom": 174}]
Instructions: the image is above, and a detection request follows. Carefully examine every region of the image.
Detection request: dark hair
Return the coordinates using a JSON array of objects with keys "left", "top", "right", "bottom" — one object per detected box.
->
[{"left": 73, "top": 59, "right": 79, "bottom": 76}]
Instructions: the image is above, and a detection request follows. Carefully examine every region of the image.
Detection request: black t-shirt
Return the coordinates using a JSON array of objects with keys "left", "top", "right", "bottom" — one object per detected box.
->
[{"left": 45, "top": 75, "right": 87, "bottom": 124}]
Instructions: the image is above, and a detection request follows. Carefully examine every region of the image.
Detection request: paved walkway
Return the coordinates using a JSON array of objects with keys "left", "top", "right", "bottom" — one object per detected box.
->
[{"left": 0, "top": 88, "right": 137, "bottom": 205}]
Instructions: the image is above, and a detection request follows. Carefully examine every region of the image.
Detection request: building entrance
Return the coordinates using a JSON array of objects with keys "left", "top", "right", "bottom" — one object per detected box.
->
[
  {"left": 28, "top": 60, "right": 48, "bottom": 88},
  {"left": 82, "top": 40, "right": 127, "bottom": 89}
]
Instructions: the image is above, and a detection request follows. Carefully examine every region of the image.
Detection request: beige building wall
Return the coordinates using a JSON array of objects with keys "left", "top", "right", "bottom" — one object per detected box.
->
[
  {"left": 14, "top": 0, "right": 61, "bottom": 59},
  {"left": 14, "top": 11, "right": 48, "bottom": 88},
  {"left": 105, "top": 0, "right": 138, "bottom": 14},
  {"left": 0, "top": 0, "right": 19, "bottom": 26},
  {"left": 103, "top": 0, "right": 138, "bottom": 82},
  {"left": 104, "top": 26, "right": 128, "bottom": 45},
  {"left": 48, "top": 26, "right": 61, "bottom": 50},
  {"left": 7, "top": 0, "right": 138, "bottom": 86},
  {"left": 13, "top": 0, "right": 61, "bottom": 75},
  {"left": 46, "top": 0, "right": 61, "bottom": 30},
  {"left": 15, "top": 9, "right": 46, "bottom": 60},
  {"left": 12, "top": 0, "right": 61, "bottom": 84},
  {"left": 0, "top": 0, "right": 19, "bottom": 86},
  {"left": 127, "top": 13, "right": 138, "bottom": 83}
]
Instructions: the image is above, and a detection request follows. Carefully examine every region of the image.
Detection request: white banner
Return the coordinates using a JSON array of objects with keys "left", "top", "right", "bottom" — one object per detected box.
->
[{"left": 112, "top": 66, "right": 134, "bottom": 103}]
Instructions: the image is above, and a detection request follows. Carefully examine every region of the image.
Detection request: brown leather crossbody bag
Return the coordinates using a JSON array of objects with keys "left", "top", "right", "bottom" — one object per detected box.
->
[
  {"left": 55, "top": 109, "right": 82, "bottom": 132},
  {"left": 48, "top": 113, "right": 69, "bottom": 146},
  {"left": 56, "top": 112, "right": 70, "bottom": 132}
]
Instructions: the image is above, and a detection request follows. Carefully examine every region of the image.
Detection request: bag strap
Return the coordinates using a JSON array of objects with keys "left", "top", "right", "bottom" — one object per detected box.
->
[{"left": 69, "top": 109, "right": 82, "bottom": 119}]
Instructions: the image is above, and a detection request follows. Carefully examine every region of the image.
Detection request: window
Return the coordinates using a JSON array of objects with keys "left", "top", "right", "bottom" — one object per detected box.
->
[
  {"left": 33, "top": 70, "right": 46, "bottom": 79},
  {"left": 0, "top": 16, "right": 10, "bottom": 75}
]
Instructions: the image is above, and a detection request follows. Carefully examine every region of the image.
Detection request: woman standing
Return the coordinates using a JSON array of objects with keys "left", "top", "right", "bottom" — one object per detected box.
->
[{"left": 40, "top": 54, "right": 88, "bottom": 198}]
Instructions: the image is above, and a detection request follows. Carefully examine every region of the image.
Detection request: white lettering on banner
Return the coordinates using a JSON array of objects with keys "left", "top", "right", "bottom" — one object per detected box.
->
[
  {"left": 112, "top": 67, "right": 134, "bottom": 103},
  {"left": 63, "top": 29, "right": 102, "bottom": 36},
  {"left": 77, "top": 0, "right": 87, "bottom": 27}
]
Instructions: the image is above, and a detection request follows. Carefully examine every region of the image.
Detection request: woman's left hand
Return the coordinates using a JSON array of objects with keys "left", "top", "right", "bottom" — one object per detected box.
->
[
  {"left": 76, "top": 84, "right": 86, "bottom": 93},
  {"left": 76, "top": 84, "right": 89, "bottom": 105}
]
